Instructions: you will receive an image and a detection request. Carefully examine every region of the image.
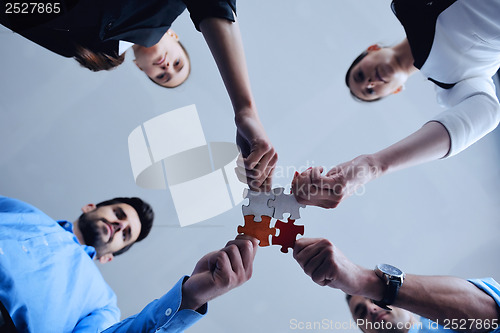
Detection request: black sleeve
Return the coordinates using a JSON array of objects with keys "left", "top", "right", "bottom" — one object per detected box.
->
[{"left": 182, "top": 0, "right": 236, "bottom": 31}]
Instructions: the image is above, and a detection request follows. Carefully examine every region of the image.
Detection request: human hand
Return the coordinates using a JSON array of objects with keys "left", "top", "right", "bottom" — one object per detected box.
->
[
  {"left": 292, "top": 155, "right": 380, "bottom": 209},
  {"left": 180, "top": 235, "right": 258, "bottom": 310},
  {"left": 235, "top": 112, "right": 277, "bottom": 192},
  {"left": 293, "top": 238, "right": 367, "bottom": 296}
]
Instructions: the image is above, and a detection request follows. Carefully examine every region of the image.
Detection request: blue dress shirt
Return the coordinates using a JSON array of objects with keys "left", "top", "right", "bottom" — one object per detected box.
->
[{"left": 0, "top": 196, "right": 205, "bottom": 332}]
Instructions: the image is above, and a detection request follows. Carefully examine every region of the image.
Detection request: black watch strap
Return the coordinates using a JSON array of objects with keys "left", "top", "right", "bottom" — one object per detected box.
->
[{"left": 373, "top": 279, "right": 401, "bottom": 310}]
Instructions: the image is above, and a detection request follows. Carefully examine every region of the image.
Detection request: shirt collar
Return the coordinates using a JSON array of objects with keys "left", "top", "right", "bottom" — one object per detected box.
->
[
  {"left": 118, "top": 40, "right": 134, "bottom": 55},
  {"left": 57, "top": 220, "right": 97, "bottom": 259}
]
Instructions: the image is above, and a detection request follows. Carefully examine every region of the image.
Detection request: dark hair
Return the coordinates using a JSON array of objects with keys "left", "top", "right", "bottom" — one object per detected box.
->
[
  {"left": 96, "top": 197, "right": 154, "bottom": 256},
  {"left": 345, "top": 50, "right": 382, "bottom": 103},
  {"left": 148, "top": 41, "right": 191, "bottom": 88},
  {"left": 74, "top": 45, "right": 125, "bottom": 72}
]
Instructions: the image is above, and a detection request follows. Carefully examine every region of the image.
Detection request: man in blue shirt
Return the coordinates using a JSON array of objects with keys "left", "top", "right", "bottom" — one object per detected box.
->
[
  {"left": 0, "top": 195, "right": 257, "bottom": 332},
  {"left": 293, "top": 238, "right": 500, "bottom": 333}
]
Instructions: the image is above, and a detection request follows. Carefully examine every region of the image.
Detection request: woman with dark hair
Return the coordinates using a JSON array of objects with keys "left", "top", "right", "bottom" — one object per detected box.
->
[
  {"left": 293, "top": 0, "right": 500, "bottom": 209},
  {"left": 132, "top": 29, "right": 191, "bottom": 88},
  {"left": 0, "top": 0, "right": 277, "bottom": 190},
  {"left": 344, "top": 42, "right": 413, "bottom": 103}
]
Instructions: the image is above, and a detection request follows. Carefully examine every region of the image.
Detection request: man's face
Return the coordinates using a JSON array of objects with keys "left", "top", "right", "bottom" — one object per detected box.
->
[
  {"left": 348, "top": 48, "right": 408, "bottom": 101},
  {"left": 133, "top": 30, "right": 190, "bottom": 88},
  {"left": 78, "top": 203, "right": 141, "bottom": 259},
  {"left": 348, "top": 295, "right": 413, "bottom": 333}
]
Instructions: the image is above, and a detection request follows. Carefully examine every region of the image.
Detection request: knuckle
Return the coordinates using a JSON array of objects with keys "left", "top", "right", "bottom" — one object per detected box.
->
[
  {"left": 217, "top": 250, "right": 228, "bottom": 261},
  {"left": 336, "top": 174, "right": 347, "bottom": 187},
  {"left": 318, "top": 238, "right": 332, "bottom": 247},
  {"left": 324, "top": 246, "right": 335, "bottom": 259},
  {"left": 254, "top": 139, "right": 271, "bottom": 152},
  {"left": 222, "top": 274, "right": 232, "bottom": 286},
  {"left": 227, "top": 243, "right": 238, "bottom": 252},
  {"left": 263, "top": 142, "right": 273, "bottom": 153},
  {"left": 245, "top": 268, "right": 253, "bottom": 280},
  {"left": 238, "top": 239, "right": 253, "bottom": 253},
  {"left": 312, "top": 274, "right": 325, "bottom": 286}
]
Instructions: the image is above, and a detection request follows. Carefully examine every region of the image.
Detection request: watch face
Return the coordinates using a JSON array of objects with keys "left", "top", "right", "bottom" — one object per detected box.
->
[{"left": 379, "top": 264, "right": 403, "bottom": 276}]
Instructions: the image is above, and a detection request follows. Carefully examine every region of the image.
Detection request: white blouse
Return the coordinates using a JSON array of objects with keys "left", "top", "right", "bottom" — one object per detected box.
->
[{"left": 420, "top": 0, "right": 500, "bottom": 157}]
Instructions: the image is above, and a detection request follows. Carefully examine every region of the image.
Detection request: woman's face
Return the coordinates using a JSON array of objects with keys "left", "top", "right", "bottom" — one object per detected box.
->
[
  {"left": 133, "top": 30, "right": 190, "bottom": 88},
  {"left": 348, "top": 48, "right": 408, "bottom": 101}
]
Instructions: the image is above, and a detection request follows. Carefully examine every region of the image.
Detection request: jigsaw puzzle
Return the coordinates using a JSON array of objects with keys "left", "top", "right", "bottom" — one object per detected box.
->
[
  {"left": 239, "top": 184, "right": 307, "bottom": 253},
  {"left": 237, "top": 215, "right": 276, "bottom": 247}
]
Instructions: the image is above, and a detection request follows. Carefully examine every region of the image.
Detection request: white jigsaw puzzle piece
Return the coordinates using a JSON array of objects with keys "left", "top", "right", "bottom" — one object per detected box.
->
[
  {"left": 268, "top": 187, "right": 306, "bottom": 220},
  {"left": 241, "top": 190, "right": 275, "bottom": 222}
]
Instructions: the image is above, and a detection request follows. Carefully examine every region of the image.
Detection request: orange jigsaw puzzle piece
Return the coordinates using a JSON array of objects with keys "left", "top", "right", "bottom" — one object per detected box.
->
[{"left": 237, "top": 215, "right": 276, "bottom": 247}]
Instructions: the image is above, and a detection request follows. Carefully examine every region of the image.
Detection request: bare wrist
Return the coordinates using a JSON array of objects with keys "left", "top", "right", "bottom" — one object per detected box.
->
[
  {"left": 234, "top": 105, "right": 258, "bottom": 126},
  {"left": 355, "top": 267, "right": 385, "bottom": 301},
  {"left": 180, "top": 279, "right": 204, "bottom": 311},
  {"left": 365, "top": 153, "right": 388, "bottom": 178}
]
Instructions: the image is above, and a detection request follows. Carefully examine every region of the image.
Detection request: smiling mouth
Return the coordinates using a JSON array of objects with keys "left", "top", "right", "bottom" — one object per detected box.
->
[
  {"left": 103, "top": 222, "right": 114, "bottom": 242},
  {"left": 375, "top": 312, "right": 389, "bottom": 322}
]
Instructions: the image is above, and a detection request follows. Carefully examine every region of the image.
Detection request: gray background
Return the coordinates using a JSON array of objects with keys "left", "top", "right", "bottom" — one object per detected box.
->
[{"left": 1, "top": 0, "right": 499, "bottom": 331}]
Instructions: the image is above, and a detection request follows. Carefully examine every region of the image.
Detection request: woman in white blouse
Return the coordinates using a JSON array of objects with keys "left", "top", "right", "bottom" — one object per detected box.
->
[{"left": 293, "top": 0, "right": 500, "bottom": 209}]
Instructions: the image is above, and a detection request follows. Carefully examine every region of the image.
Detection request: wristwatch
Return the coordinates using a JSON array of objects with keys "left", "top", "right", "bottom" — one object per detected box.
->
[{"left": 373, "top": 263, "right": 405, "bottom": 310}]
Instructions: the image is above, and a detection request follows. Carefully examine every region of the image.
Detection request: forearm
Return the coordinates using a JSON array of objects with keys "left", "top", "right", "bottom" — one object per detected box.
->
[
  {"left": 395, "top": 275, "right": 499, "bottom": 332},
  {"left": 199, "top": 16, "right": 257, "bottom": 119},
  {"left": 323, "top": 122, "right": 451, "bottom": 197},
  {"left": 370, "top": 121, "right": 451, "bottom": 176},
  {"left": 355, "top": 273, "right": 499, "bottom": 333}
]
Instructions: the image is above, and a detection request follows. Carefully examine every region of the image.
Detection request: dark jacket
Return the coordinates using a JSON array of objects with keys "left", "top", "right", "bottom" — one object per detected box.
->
[{"left": 0, "top": 0, "right": 235, "bottom": 58}]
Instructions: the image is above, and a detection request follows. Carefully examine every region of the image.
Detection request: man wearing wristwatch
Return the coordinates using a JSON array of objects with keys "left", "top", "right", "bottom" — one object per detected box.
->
[{"left": 293, "top": 238, "right": 500, "bottom": 333}]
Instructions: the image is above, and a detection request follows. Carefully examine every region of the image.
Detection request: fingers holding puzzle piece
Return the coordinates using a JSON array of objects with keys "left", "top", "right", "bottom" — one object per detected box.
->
[
  {"left": 239, "top": 187, "right": 306, "bottom": 253},
  {"left": 237, "top": 215, "right": 276, "bottom": 247}
]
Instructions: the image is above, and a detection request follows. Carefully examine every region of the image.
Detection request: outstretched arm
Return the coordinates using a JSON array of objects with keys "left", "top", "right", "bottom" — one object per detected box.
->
[
  {"left": 293, "top": 77, "right": 500, "bottom": 209},
  {"left": 293, "top": 238, "right": 500, "bottom": 333},
  {"left": 103, "top": 235, "right": 258, "bottom": 332},
  {"left": 370, "top": 120, "right": 450, "bottom": 174},
  {"left": 292, "top": 121, "right": 450, "bottom": 208},
  {"left": 199, "top": 16, "right": 277, "bottom": 191},
  {"left": 395, "top": 275, "right": 499, "bottom": 330}
]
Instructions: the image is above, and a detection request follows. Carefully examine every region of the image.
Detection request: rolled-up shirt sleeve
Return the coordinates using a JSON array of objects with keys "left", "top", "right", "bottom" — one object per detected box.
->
[
  {"left": 468, "top": 277, "right": 500, "bottom": 333},
  {"left": 429, "top": 77, "right": 500, "bottom": 158},
  {"left": 468, "top": 278, "right": 500, "bottom": 308},
  {"left": 182, "top": 0, "right": 236, "bottom": 31}
]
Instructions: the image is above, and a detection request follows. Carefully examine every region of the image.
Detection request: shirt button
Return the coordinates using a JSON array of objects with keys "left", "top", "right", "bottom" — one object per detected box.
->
[
  {"left": 165, "top": 308, "right": 172, "bottom": 316},
  {"left": 22, "top": 245, "right": 28, "bottom": 252},
  {"left": 106, "top": 21, "right": 113, "bottom": 30},
  {"left": 0, "top": 248, "right": 4, "bottom": 255}
]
